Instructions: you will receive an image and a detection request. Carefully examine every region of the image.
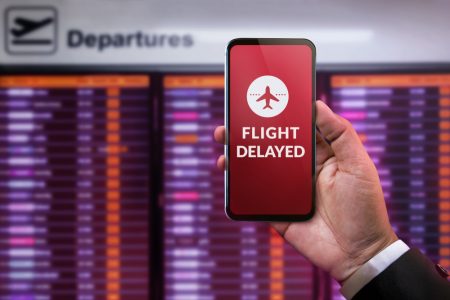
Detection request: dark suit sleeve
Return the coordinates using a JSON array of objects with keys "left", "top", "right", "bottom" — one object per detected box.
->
[{"left": 353, "top": 248, "right": 450, "bottom": 300}]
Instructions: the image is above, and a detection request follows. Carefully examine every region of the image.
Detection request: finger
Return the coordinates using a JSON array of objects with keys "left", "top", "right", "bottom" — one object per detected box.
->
[
  {"left": 316, "top": 131, "right": 333, "bottom": 169},
  {"left": 217, "top": 155, "right": 225, "bottom": 171},
  {"left": 316, "top": 101, "right": 366, "bottom": 167},
  {"left": 214, "top": 126, "right": 225, "bottom": 144}
]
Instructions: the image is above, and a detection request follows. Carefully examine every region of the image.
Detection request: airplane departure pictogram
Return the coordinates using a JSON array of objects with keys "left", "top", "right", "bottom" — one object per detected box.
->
[{"left": 11, "top": 17, "right": 54, "bottom": 38}]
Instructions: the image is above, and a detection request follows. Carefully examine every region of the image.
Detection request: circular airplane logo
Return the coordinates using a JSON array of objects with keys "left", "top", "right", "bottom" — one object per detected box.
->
[{"left": 247, "top": 75, "right": 289, "bottom": 118}]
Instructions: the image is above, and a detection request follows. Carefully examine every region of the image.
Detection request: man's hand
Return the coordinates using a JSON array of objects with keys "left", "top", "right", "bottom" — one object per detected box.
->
[{"left": 214, "top": 100, "right": 398, "bottom": 283}]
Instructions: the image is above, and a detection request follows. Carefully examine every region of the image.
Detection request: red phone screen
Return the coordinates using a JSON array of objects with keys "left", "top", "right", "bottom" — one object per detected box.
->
[{"left": 227, "top": 40, "right": 315, "bottom": 220}]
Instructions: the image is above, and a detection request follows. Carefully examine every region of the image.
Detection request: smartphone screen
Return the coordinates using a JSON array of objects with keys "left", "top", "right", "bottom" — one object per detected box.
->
[{"left": 226, "top": 38, "right": 315, "bottom": 221}]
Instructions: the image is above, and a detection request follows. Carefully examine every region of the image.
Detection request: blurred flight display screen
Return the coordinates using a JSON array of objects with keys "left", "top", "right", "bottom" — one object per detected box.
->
[
  {"left": 2, "top": 70, "right": 450, "bottom": 300},
  {"left": 329, "top": 74, "right": 450, "bottom": 299},
  {"left": 0, "top": 75, "right": 151, "bottom": 299},
  {"left": 163, "top": 75, "right": 314, "bottom": 300}
]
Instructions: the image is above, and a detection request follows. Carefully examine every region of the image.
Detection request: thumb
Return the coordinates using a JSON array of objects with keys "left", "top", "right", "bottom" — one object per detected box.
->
[{"left": 316, "top": 100, "right": 367, "bottom": 168}]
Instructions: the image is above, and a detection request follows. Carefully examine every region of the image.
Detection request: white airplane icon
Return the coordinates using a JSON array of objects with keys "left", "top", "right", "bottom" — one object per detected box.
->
[{"left": 256, "top": 86, "right": 281, "bottom": 109}]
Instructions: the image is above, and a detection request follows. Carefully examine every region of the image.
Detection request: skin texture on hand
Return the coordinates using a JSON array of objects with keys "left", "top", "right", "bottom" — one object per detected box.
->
[{"left": 214, "top": 100, "right": 398, "bottom": 283}]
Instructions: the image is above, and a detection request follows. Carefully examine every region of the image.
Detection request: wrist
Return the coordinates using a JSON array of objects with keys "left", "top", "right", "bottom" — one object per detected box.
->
[
  {"left": 332, "top": 230, "right": 398, "bottom": 283},
  {"left": 339, "top": 240, "right": 410, "bottom": 299}
]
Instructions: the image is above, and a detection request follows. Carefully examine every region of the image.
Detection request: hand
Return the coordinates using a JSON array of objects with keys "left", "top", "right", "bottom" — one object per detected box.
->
[{"left": 214, "top": 100, "right": 398, "bottom": 283}]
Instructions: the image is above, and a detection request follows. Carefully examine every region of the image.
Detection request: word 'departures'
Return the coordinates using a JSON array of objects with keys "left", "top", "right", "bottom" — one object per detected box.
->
[{"left": 236, "top": 126, "right": 305, "bottom": 158}]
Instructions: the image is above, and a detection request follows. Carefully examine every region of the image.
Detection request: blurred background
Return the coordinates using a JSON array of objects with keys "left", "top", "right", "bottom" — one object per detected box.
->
[{"left": 1, "top": 0, "right": 450, "bottom": 299}]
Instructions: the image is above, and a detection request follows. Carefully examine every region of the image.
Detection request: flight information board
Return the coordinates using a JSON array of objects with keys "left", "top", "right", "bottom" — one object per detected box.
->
[
  {"left": 163, "top": 75, "right": 315, "bottom": 300},
  {"left": 0, "top": 75, "right": 151, "bottom": 300},
  {"left": 6, "top": 71, "right": 448, "bottom": 300},
  {"left": 329, "top": 74, "right": 450, "bottom": 299}
]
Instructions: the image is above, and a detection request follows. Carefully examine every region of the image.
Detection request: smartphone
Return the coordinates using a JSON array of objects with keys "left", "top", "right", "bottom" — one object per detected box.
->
[{"left": 225, "top": 38, "right": 316, "bottom": 221}]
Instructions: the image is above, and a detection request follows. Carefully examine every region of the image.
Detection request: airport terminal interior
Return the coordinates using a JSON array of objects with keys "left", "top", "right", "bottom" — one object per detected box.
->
[{"left": 1, "top": 0, "right": 450, "bottom": 299}]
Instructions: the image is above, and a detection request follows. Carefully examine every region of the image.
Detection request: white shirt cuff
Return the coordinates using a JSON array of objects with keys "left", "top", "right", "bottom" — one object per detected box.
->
[{"left": 340, "top": 240, "right": 410, "bottom": 299}]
